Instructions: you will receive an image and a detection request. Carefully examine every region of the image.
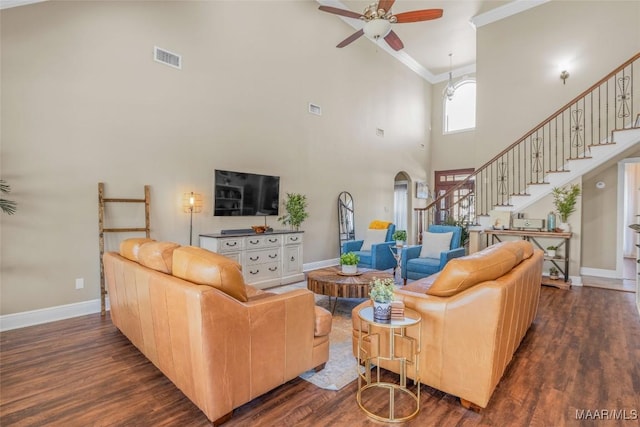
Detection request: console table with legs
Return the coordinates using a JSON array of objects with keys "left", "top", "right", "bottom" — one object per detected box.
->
[{"left": 484, "top": 229, "right": 572, "bottom": 290}]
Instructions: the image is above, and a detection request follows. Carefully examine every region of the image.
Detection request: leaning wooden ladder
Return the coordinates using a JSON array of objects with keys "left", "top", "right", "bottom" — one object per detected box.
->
[{"left": 98, "top": 182, "right": 150, "bottom": 315}]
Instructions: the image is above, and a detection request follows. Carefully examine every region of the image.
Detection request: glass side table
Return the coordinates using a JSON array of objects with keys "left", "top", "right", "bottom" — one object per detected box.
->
[
  {"left": 388, "top": 244, "right": 403, "bottom": 284},
  {"left": 356, "top": 305, "right": 421, "bottom": 423}
]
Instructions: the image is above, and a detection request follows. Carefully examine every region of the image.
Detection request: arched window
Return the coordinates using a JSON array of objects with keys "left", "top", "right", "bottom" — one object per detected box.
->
[{"left": 443, "top": 79, "right": 476, "bottom": 134}]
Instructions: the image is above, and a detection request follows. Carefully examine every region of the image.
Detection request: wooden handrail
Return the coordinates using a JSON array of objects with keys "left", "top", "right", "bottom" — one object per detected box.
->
[{"left": 417, "top": 52, "right": 640, "bottom": 214}]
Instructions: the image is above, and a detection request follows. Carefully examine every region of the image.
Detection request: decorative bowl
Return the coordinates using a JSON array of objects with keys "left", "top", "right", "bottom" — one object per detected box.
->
[{"left": 252, "top": 225, "right": 268, "bottom": 234}]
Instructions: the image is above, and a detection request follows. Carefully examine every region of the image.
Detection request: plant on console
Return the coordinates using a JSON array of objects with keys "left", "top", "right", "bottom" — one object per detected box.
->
[
  {"left": 278, "top": 193, "right": 308, "bottom": 231},
  {"left": 369, "top": 277, "right": 395, "bottom": 303}
]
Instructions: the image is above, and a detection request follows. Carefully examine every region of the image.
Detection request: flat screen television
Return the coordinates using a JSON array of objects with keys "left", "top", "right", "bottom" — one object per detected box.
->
[{"left": 214, "top": 170, "right": 280, "bottom": 216}]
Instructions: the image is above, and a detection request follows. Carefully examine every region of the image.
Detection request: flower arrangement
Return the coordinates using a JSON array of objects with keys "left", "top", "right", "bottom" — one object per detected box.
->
[
  {"left": 551, "top": 184, "right": 581, "bottom": 223},
  {"left": 369, "top": 277, "right": 395, "bottom": 303},
  {"left": 340, "top": 251, "right": 359, "bottom": 266}
]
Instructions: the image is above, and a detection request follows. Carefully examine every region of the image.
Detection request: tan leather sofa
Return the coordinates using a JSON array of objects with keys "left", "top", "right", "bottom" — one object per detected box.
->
[
  {"left": 351, "top": 240, "right": 543, "bottom": 409},
  {"left": 104, "top": 238, "right": 332, "bottom": 425}
]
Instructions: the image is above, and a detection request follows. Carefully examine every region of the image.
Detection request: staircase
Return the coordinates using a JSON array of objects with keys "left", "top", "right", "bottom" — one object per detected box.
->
[{"left": 417, "top": 52, "right": 640, "bottom": 236}]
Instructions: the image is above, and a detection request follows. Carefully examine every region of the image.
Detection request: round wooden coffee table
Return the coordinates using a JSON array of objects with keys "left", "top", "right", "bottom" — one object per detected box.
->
[{"left": 306, "top": 266, "right": 394, "bottom": 314}]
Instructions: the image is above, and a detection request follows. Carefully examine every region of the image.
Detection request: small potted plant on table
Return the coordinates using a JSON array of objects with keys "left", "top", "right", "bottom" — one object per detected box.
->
[
  {"left": 546, "top": 245, "right": 557, "bottom": 258},
  {"left": 369, "top": 277, "right": 395, "bottom": 322},
  {"left": 549, "top": 266, "right": 560, "bottom": 280},
  {"left": 392, "top": 230, "right": 407, "bottom": 246},
  {"left": 340, "top": 251, "right": 359, "bottom": 274}
]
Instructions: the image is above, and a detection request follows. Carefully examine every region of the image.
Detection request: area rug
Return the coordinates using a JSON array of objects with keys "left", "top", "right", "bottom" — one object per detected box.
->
[{"left": 270, "top": 281, "right": 367, "bottom": 390}]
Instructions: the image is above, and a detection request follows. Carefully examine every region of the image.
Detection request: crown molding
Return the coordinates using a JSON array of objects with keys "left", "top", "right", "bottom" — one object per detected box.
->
[
  {"left": 470, "top": 0, "right": 550, "bottom": 29},
  {"left": 0, "top": 0, "right": 47, "bottom": 10}
]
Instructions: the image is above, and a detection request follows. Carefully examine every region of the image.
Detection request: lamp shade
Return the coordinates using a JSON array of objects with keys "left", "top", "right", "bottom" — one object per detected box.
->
[
  {"left": 363, "top": 19, "right": 392, "bottom": 40},
  {"left": 183, "top": 192, "right": 203, "bottom": 213}
]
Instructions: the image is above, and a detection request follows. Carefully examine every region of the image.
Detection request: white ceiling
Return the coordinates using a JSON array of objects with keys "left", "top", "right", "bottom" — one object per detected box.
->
[
  {"left": 0, "top": 0, "right": 549, "bottom": 84},
  {"left": 318, "top": 0, "right": 549, "bottom": 83}
]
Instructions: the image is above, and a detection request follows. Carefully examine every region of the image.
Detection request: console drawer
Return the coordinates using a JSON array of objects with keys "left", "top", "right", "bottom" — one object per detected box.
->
[{"left": 245, "top": 248, "right": 280, "bottom": 266}]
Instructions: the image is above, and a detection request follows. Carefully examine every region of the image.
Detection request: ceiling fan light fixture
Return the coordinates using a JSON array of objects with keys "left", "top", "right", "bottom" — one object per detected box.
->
[{"left": 363, "top": 18, "right": 392, "bottom": 40}]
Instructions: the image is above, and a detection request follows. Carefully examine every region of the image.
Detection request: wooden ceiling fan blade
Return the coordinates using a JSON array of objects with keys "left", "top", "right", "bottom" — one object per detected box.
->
[
  {"left": 394, "top": 9, "right": 443, "bottom": 23},
  {"left": 318, "top": 5, "right": 364, "bottom": 20},
  {"left": 337, "top": 29, "right": 365, "bottom": 48},
  {"left": 377, "top": 0, "right": 396, "bottom": 13},
  {"left": 384, "top": 30, "right": 404, "bottom": 51}
]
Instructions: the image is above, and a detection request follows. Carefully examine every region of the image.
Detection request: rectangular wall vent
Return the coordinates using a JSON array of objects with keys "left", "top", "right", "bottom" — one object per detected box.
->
[
  {"left": 154, "top": 46, "right": 181, "bottom": 69},
  {"left": 376, "top": 128, "right": 385, "bottom": 137},
  {"left": 308, "top": 103, "right": 322, "bottom": 116}
]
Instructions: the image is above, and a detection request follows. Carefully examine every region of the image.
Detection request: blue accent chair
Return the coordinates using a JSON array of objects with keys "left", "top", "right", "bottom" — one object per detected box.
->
[
  {"left": 401, "top": 225, "right": 465, "bottom": 283},
  {"left": 341, "top": 224, "right": 397, "bottom": 271}
]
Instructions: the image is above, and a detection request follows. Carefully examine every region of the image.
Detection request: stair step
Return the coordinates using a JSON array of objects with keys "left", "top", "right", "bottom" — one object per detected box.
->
[
  {"left": 588, "top": 142, "right": 616, "bottom": 147},
  {"left": 546, "top": 169, "right": 570, "bottom": 173},
  {"left": 510, "top": 192, "right": 531, "bottom": 197},
  {"left": 527, "top": 182, "right": 550, "bottom": 185},
  {"left": 567, "top": 156, "right": 593, "bottom": 161}
]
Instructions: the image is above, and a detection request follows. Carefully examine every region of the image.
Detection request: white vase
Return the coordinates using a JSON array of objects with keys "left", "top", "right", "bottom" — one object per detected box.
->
[
  {"left": 372, "top": 301, "right": 392, "bottom": 322},
  {"left": 547, "top": 250, "right": 556, "bottom": 258},
  {"left": 395, "top": 240, "right": 405, "bottom": 247},
  {"left": 341, "top": 264, "right": 357, "bottom": 274},
  {"left": 559, "top": 222, "right": 571, "bottom": 232}
]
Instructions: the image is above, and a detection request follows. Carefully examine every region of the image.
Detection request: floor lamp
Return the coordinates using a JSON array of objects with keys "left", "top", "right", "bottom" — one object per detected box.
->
[{"left": 183, "top": 192, "right": 203, "bottom": 245}]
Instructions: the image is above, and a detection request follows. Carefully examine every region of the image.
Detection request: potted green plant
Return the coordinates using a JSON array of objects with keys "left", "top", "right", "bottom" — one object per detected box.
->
[
  {"left": 340, "top": 251, "right": 359, "bottom": 274},
  {"left": 552, "top": 184, "right": 581, "bottom": 232},
  {"left": 392, "top": 230, "right": 407, "bottom": 246},
  {"left": 278, "top": 193, "right": 309, "bottom": 231},
  {"left": 549, "top": 266, "right": 559, "bottom": 280},
  {"left": 0, "top": 180, "right": 17, "bottom": 215},
  {"left": 369, "top": 277, "right": 395, "bottom": 322},
  {"left": 546, "top": 245, "right": 557, "bottom": 258}
]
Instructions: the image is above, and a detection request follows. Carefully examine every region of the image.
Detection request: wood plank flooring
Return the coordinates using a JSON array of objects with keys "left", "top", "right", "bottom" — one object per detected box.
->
[{"left": 1, "top": 285, "right": 639, "bottom": 426}]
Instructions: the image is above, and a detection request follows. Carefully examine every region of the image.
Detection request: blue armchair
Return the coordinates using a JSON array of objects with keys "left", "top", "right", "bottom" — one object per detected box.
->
[
  {"left": 341, "top": 223, "right": 397, "bottom": 271},
  {"left": 401, "top": 225, "right": 465, "bottom": 283}
]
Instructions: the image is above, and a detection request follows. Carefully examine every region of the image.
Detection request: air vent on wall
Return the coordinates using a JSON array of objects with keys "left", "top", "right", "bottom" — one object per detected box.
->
[
  {"left": 154, "top": 46, "right": 181, "bottom": 69},
  {"left": 308, "top": 103, "right": 322, "bottom": 116}
]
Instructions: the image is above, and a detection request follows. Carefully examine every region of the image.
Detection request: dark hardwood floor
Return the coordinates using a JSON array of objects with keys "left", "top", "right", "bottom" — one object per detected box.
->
[{"left": 1, "top": 286, "right": 639, "bottom": 426}]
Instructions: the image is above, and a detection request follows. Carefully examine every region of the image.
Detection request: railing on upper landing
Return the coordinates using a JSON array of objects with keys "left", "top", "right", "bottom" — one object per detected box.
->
[{"left": 416, "top": 52, "right": 640, "bottom": 242}]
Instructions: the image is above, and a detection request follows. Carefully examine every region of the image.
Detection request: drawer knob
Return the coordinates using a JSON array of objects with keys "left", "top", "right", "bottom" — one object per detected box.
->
[
  {"left": 249, "top": 269, "right": 259, "bottom": 275},
  {"left": 290, "top": 256, "right": 295, "bottom": 261},
  {"left": 249, "top": 240, "right": 259, "bottom": 245},
  {"left": 226, "top": 242, "right": 237, "bottom": 247},
  {"left": 269, "top": 254, "right": 277, "bottom": 259},
  {"left": 250, "top": 256, "right": 259, "bottom": 261},
  {"left": 269, "top": 266, "right": 278, "bottom": 272},
  {"left": 290, "top": 237, "right": 298, "bottom": 241}
]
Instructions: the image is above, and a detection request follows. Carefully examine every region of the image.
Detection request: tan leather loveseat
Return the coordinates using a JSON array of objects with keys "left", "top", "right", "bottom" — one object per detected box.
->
[
  {"left": 104, "top": 238, "right": 332, "bottom": 425},
  {"left": 352, "top": 240, "right": 543, "bottom": 409}
]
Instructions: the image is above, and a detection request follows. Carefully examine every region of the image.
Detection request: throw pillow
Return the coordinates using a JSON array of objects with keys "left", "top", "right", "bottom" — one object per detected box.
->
[
  {"left": 362, "top": 228, "right": 389, "bottom": 251},
  {"left": 368, "top": 220, "right": 392, "bottom": 230},
  {"left": 419, "top": 231, "right": 453, "bottom": 259}
]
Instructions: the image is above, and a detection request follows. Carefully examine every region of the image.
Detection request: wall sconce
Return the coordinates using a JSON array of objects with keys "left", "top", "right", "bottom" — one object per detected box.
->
[
  {"left": 560, "top": 70, "right": 570, "bottom": 85},
  {"left": 183, "top": 192, "right": 203, "bottom": 245}
]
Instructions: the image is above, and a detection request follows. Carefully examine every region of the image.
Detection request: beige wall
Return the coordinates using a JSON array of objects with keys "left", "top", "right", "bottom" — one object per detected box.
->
[
  {"left": 476, "top": 0, "right": 640, "bottom": 164},
  {"left": 430, "top": 77, "right": 477, "bottom": 173},
  {"left": 0, "top": 1, "right": 430, "bottom": 314},
  {"left": 471, "top": 0, "right": 640, "bottom": 276}
]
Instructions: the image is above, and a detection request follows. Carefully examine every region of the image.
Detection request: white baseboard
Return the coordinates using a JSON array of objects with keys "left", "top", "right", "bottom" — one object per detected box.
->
[
  {"left": 580, "top": 267, "right": 619, "bottom": 279},
  {"left": 303, "top": 258, "right": 339, "bottom": 272},
  {"left": 570, "top": 275, "right": 582, "bottom": 286},
  {"left": 1, "top": 257, "right": 343, "bottom": 332},
  {"left": 0, "top": 297, "right": 111, "bottom": 332}
]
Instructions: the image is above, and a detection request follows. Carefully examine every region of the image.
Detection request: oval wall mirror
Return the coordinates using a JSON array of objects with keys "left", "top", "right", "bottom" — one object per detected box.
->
[{"left": 337, "top": 191, "right": 355, "bottom": 255}]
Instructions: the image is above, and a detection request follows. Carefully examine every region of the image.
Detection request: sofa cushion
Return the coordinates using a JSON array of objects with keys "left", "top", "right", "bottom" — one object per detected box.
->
[
  {"left": 427, "top": 244, "right": 518, "bottom": 297},
  {"left": 406, "top": 257, "right": 441, "bottom": 275},
  {"left": 368, "top": 220, "right": 392, "bottom": 229},
  {"left": 419, "top": 231, "right": 453, "bottom": 259},
  {"left": 138, "top": 241, "right": 180, "bottom": 274},
  {"left": 362, "top": 228, "right": 388, "bottom": 251},
  {"left": 353, "top": 251, "right": 372, "bottom": 265},
  {"left": 510, "top": 239, "right": 534, "bottom": 259},
  {"left": 120, "top": 238, "right": 155, "bottom": 262},
  {"left": 172, "top": 246, "right": 248, "bottom": 302}
]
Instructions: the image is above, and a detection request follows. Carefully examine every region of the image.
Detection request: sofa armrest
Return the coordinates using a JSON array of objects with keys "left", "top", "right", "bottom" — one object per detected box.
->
[
  {"left": 438, "top": 247, "right": 466, "bottom": 268},
  {"left": 343, "top": 240, "right": 364, "bottom": 253},
  {"left": 370, "top": 241, "right": 396, "bottom": 270},
  {"left": 401, "top": 245, "right": 422, "bottom": 278},
  {"left": 314, "top": 306, "right": 332, "bottom": 337}
]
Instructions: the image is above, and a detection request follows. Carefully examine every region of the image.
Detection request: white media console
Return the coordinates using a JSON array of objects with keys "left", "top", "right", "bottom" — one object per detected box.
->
[{"left": 199, "top": 230, "right": 304, "bottom": 289}]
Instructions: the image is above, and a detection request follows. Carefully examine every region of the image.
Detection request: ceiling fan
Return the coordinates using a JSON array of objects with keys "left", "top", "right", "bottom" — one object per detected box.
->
[{"left": 318, "top": 0, "right": 443, "bottom": 51}]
